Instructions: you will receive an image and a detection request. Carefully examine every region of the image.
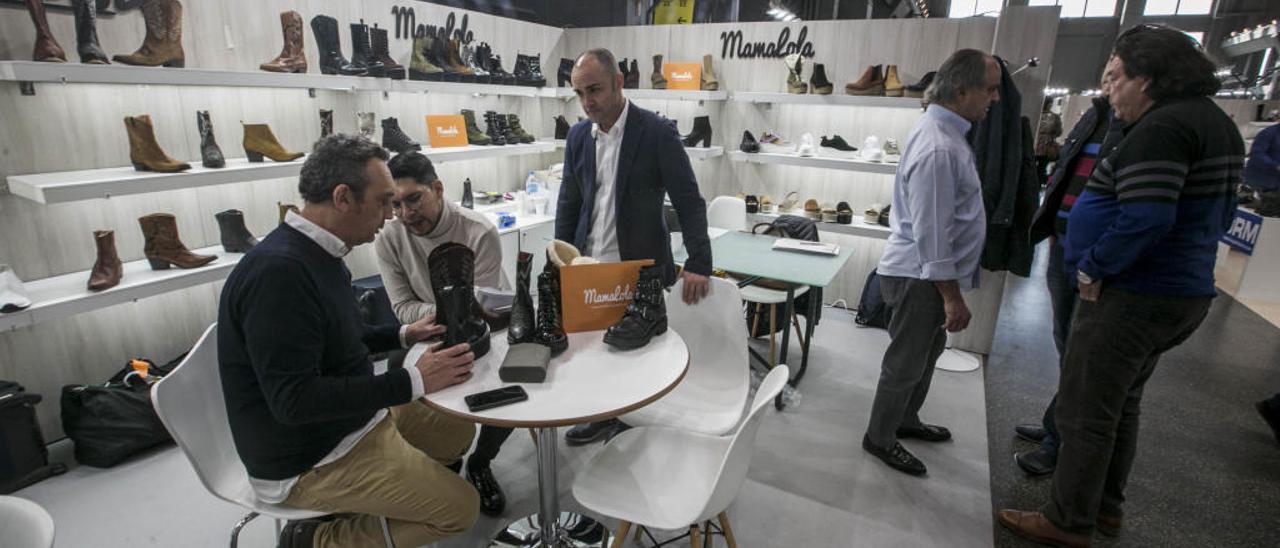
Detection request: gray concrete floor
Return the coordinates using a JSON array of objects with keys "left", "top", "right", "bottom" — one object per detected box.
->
[
  {"left": 985, "top": 243, "right": 1280, "bottom": 548},
  {"left": 14, "top": 308, "right": 994, "bottom": 547}
]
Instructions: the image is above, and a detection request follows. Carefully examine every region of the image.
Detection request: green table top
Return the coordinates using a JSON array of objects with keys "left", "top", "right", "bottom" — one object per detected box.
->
[{"left": 677, "top": 230, "right": 854, "bottom": 288}]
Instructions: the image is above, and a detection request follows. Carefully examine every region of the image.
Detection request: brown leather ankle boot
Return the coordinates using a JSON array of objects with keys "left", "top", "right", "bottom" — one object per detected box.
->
[
  {"left": 113, "top": 0, "right": 185, "bottom": 67},
  {"left": 126, "top": 115, "right": 190, "bottom": 172},
  {"left": 25, "top": 0, "right": 67, "bottom": 63},
  {"left": 260, "top": 11, "right": 307, "bottom": 73},
  {"left": 138, "top": 213, "right": 215, "bottom": 270},
  {"left": 845, "top": 64, "right": 886, "bottom": 96},
  {"left": 87, "top": 230, "right": 123, "bottom": 291},
  {"left": 243, "top": 123, "right": 304, "bottom": 162}
]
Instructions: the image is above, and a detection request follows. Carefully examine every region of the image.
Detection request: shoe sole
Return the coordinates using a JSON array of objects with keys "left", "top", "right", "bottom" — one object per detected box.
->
[
  {"left": 602, "top": 320, "right": 668, "bottom": 350},
  {"left": 1013, "top": 453, "right": 1055, "bottom": 476}
]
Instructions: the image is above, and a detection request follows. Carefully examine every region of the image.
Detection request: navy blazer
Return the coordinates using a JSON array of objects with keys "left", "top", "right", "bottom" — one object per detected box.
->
[{"left": 555, "top": 104, "right": 712, "bottom": 285}]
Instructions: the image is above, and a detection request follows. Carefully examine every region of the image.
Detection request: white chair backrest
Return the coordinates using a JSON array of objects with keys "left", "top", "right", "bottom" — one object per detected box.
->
[
  {"left": 698, "top": 365, "right": 789, "bottom": 521},
  {"left": 707, "top": 196, "right": 747, "bottom": 232},
  {"left": 151, "top": 324, "right": 255, "bottom": 508},
  {"left": 665, "top": 277, "right": 749, "bottom": 403},
  {"left": 0, "top": 496, "right": 54, "bottom": 548}
]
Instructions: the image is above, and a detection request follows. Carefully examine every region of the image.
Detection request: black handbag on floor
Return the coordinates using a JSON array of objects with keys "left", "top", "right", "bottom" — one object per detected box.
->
[
  {"left": 855, "top": 270, "right": 893, "bottom": 329},
  {"left": 1, "top": 381, "right": 67, "bottom": 493},
  {"left": 61, "top": 359, "right": 177, "bottom": 468}
]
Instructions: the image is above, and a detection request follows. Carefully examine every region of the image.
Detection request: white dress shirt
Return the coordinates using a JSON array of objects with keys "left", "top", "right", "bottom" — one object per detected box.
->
[
  {"left": 586, "top": 100, "right": 631, "bottom": 262},
  {"left": 249, "top": 210, "right": 425, "bottom": 504}
]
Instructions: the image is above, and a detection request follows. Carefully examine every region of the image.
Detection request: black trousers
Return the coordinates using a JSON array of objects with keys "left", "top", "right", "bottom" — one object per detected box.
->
[
  {"left": 865, "top": 276, "right": 948, "bottom": 448},
  {"left": 1045, "top": 287, "right": 1210, "bottom": 534},
  {"left": 1038, "top": 239, "right": 1079, "bottom": 451}
]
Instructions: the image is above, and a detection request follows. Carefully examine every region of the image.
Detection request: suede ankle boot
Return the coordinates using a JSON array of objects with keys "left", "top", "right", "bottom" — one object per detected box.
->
[
  {"left": 87, "top": 230, "right": 122, "bottom": 291},
  {"left": 701, "top": 54, "right": 719, "bottom": 91},
  {"left": 651, "top": 55, "right": 667, "bottom": 89},
  {"left": 113, "top": 0, "right": 184, "bottom": 67},
  {"left": 138, "top": 213, "right": 215, "bottom": 270},
  {"left": 884, "top": 64, "right": 904, "bottom": 97},
  {"left": 260, "top": 11, "right": 307, "bottom": 73},
  {"left": 508, "top": 252, "right": 536, "bottom": 344},
  {"left": 73, "top": 0, "right": 109, "bottom": 64},
  {"left": 603, "top": 265, "right": 667, "bottom": 350},
  {"left": 197, "top": 110, "right": 224, "bottom": 169},
  {"left": 846, "top": 64, "right": 885, "bottom": 96},
  {"left": 243, "top": 123, "right": 304, "bottom": 162},
  {"left": 428, "top": 243, "right": 491, "bottom": 358},
  {"left": 125, "top": 115, "right": 190, "bottom": 173},
  {"left": 215, "top": 209, "right": 257, "bottom": 253},
  {"left": 409, "top": 35, "right": 445, "bottom": 81}
]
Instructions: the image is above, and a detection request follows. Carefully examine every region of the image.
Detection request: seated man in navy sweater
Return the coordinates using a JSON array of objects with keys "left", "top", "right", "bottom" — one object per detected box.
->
[
  {"left": 999, "top": 25, "right": 1243, "bottom": 546},
  {"left": 218, "top": 134, "right": 480, "bottom": 548}
]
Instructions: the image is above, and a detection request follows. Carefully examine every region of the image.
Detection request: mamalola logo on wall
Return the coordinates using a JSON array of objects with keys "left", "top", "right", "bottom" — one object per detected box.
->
[
  {"left": 583, "top": 285, "right": 634, "bottom": 305},
  {"left": 720, "top": 25, "right": 815, "bottom": 59}
]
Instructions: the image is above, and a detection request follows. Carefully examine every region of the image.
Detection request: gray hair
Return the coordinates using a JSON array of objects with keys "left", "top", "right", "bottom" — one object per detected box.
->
[
  {"left": 576, "top": 47, "right": 620, "bottom": 78},
  {"left": 298, "top": 134, "right": 390, "bottom": 204},
  {"left": 925, "top": 49, "right": 994, "bottom": 106}
]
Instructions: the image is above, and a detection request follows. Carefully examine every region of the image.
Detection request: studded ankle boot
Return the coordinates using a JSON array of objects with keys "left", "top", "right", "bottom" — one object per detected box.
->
[
  {"left": 483, "top": 111, "right": 507, "bottom": 146},
  {"left": 428, "top": 243, "right": 492, "bottom": 358},
  {"left": 508, "top": 252, "right": 536, "bottom": 344},
  {"left": 603, "top": 265, "right": 667, "bottom": 350}
]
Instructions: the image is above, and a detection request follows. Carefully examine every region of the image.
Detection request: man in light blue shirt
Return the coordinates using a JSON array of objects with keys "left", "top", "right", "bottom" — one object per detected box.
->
[{"left": 863, "top": 49, "right": 1001, "bottom": 477}]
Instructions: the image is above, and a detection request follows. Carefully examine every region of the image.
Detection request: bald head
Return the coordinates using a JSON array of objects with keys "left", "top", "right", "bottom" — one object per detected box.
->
[{"left": 571, "top": 47, "right": 627, "bottom": 130}]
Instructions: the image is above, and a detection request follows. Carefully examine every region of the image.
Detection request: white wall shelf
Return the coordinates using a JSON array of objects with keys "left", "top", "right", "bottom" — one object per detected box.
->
[
  {"left": 551, "top": 87, "right": 728, "bottom": 102},
  {"left": 541, "top": 139, "right": 723, "bottom": 160},
  {"left": 0, "top": 61, "right": 557, "bottom": 98},
  {"left": 730, "top": 91, "right": 924, "bottom": 109},
  {"left": 748, "top": 212, "right": 891, "bottom": 240},
  {"left": 6, "top": 143, "right": 556, "bottom": 204},
  {"left": 728, "top": 150, "right": 898, "bottom": 174},
  {"left": 0, "top": 245, "right": 241, "bottom": 332}
]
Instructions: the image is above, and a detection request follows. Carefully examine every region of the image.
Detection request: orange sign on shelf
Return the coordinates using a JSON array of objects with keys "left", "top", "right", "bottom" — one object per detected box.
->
[
  {"left": 558, "top": 259, "right": 655, "bottom": 333},
  {"left": 663, "top": 62, "right": 702, "bottom": 90},
  {"left": 425, "top": 115, "right": 469, "bottom": 148}
]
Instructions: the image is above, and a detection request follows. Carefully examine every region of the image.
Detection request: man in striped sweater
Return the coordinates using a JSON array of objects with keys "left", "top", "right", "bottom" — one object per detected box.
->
[{"left": 999, "top": 25, "right": 1243, "bottom": 547}]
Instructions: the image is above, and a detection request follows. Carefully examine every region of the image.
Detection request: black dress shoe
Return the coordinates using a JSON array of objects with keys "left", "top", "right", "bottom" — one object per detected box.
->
[
  {"left": 1257, "top": 398, "right": 1280, "bottom": 443},
  {"left": 862, "top": 435, "right": 927, "bottom": 476},
  {"left": 565, "top": 418, "right": 627, "bottom": 446},
  {"left": 896, "top": 424, "right": 951, "bottom": 442},
  {"left": 466, "top": 461, "right": 507, "bottom": 517},
  {"left": 1014, "top": 446, "right": 1057, "bottom": 476},
  {"left": 1015, "top": 424, "right": 1048, "bottom": 443},
  {"left": 278, "top": 518, "right": 325, "bottom": 548}
]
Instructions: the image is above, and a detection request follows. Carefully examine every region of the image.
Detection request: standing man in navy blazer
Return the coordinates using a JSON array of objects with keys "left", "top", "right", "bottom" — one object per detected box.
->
[{"left": 556, "top": 47, "right": 714, "bottom": 445}]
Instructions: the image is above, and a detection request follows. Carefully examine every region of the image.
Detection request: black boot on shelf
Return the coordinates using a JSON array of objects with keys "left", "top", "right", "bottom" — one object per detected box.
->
[
  {"left": 554, "top": 115, "right": 571, "bottom": 140},
  {"left": 508, "top": 252, "right": 536, "bottom": 345},
  {"left": 905, "top": 71, "right": 936, "bottom": 99},
  {"left": 680, "top": 115, "right": 713, "bottom": 148},
  {"left": 462, "top": 43, "right": 492, "bottom": 84},
  {"left": 810, "top": 63, "right": 834, "bottom": 95},
  {"left": 740, "top": 130, "right": 761, "bottom": 153},
  {"left": 496, "top": 112, "right": 520, "bottom": 145},
  {"left": 483, "top": 111, "right": 507, "bottom": 146},
  {"left": 526, "top": 53, "right": 547, "bottom": 87},
  {"left": 627, "top": 58, "right": 640, "bottom": 89},
  {"left": 310, "top": 15, "right": 363, "bottom": 75},
  {"left": 196, "top": 110, "right": 224, "bottom": 168},
  {"left": 557, "top": 57, "right": 573, "bottom": 87},
  {"left": 603, "top": 265, "right": 667, "bottom": 350},
  {"left": 348, "top": 20, "right": 385, "bottom": 77},
  {"left": 381, "top": 117, "right": 421, "bottom": 153},
  {"left": 428, "top": 243, "right": 491, "bottom": 359},
  {"left": 215, "top": 209, "right": 258, "bottom": 253},
  {"left": 484, "top": 44, "right": 516, "bottom": 85},
  {"left": 836, "top": 202, "right": 853, "bottom": 224},
  {"left": 535, "top": 268, "right": 568, "bottom": 356},
  {"left": 370, "top": 24, "right": 405, "bottom": 80},
  {"left": 745, "top": 195, "right": 759, "bottom": 213},
  {"left": 507, "top": 114, "right": 535, "bottom": 144}
]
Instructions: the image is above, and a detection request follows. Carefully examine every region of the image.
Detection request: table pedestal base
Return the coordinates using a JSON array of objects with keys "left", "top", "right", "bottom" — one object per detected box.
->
[{"left": 489, "top": 512, "right": 610, "bottom": 548}]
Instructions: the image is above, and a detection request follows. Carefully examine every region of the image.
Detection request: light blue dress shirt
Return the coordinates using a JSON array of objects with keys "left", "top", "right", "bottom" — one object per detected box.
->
[{"left": 876, "top": 104, "right": 986, "bottom": 290}]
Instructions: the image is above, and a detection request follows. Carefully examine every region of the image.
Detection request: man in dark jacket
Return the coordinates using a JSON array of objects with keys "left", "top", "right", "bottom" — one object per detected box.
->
[
  {"left": 1245, "top": 123, "right": 1280, "bottom": 192},
  {"left": 219, "top": 135, "right": 480, "bottom": 548},
  {"left": 1000, "top": 25, "right": 1243, "bottom": 546},
  {"left": 1014, "top": 93, "right": 1125, "bottom": 476}
]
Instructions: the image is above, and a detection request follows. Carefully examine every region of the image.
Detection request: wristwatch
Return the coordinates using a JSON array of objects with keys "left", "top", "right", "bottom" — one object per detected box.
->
[{"left": 1077, "top": 271, "right": 1096, "bottom": 285}]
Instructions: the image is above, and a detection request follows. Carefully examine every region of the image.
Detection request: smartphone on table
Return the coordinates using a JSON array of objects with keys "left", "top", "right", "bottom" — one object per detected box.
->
[{"left": 464, "top": 386, "right": 529, "bottom": 412}]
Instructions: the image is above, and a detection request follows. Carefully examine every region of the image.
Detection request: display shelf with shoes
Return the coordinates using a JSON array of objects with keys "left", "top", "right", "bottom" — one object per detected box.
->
[
  {"left": 747, "top": 212, "right": 892, "bottom": 240},
  {"left": 0, "top": 244, "right": 242, "bottom": 332},
  {"left": 727, "top": 150, "right": 898, "bottom": 174},
  {"left": 550, "top": 87, "right": 728, "bottom": 101},
  {"left": 729, "top": 90, "right": 924, "bottom": 109},
  {"left": 542, "top": 139, "right": 722, "bottom": 160}
]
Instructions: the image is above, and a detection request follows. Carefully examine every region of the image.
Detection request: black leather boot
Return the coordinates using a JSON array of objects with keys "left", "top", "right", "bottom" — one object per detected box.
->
[
  {"left": 810, "top": 63, "right": 834, "bottom": 95},
  {"left": 603, "top": 266, "right": 667, "bottom": 350},
  {"left": 508, "top": 252, "right": 536, "bottom": 344},
  {"left": 484, "top": 44, "right": 516, "bottom": 85},
  {"left": 429, "top": 243, "right": 491, "bottom": 359},
  {"left": 507, "top": 114, "right": 535, "bottom": 144},
  {"left": 557, "top": 57, "right": 573, "bottom": 87},
  {"left": 527, "top": 53, "right": 547, "bottom": 87},
  {"left": 215, "top": 209, "right": 257, "bottom": 253},
  {"left": 197, "top": 110, "right": 224, "bottom": 168},
  {"left": 514, "top": 54, "right": 545, "bottom": 87},
  {"left": 681, "top": 115, "right": 713, "bottom": 148},
  {"left": 370, "top": 24, "right": 405, "bottom": 80},
  {"left": 627, "top": 58, "right": 640, "bottom": 89},
  {"left": 740, "top": 130, "right": 761, "bottom": 153},
  {"left": 381, "top": 117, "right": 421, "bottom": 153},
  {"left": 73, "top": 0, "right": 109, "bottom": 64},
  {"left": 554, "top": 115, "right": 571, "bottom": 140},
  {"left": 483, "top": 111, "right": 507, "bottom": 146},
  {"left": 536, "top": 269, "right": 568, "bottom": 355},
  {"left": 349, "top": 20, "right": 385, "bottom": 77},
  {"left": 496, "top": 113, "right": 521, "bottom": 145},
  {"left": 310, "top": 15, "right": 363, "bottom": 75}
]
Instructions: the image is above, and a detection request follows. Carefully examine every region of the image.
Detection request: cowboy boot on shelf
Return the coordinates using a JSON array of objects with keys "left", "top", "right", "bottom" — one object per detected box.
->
[
  {"left": 506, "top": 114, "right": 535, "bottom": 144},
  {"left": 278, "top": 202, "right": 299, "bottom": 224},
  {"left": 884, "top": 64, "right": 905, "bottom": 97},
  {"left": 408, "top": 35, "right": 444, "bottom": 81},
  {"left": 215, "top": 209, "right": 257, "bottom": 253},
  {"left": 370, "top": 24, "right": 404, "bottom": 80},
  {"left": 651, "top": 54, "right": 667, "bottom": 89},
  {"left": 25, "top": 0, "right": 66, "bottom": 63},
  {"left": 73, "top": 0, "right": 109, "bottom": 64},
  {"left": 357, "top": 112, "right": 376, "bottom": 140},
  {"left": 680, "top": 115, "right": 713, "bottom": 148},
  {"left": 846, "top": 64, "right": 885, "bottom": 96},
  {"left": 242, "top": 123, "right": 304, "bottom": 162},
  {"left": 701, "top": 54, "right": 719, "bottom": 91},
  {"left": 138, "top": 213, "right": 216, "bottom": 270},
  {"left": 197, "top": 110, "right": 224, "bottom": 169},
  {"left": 86, "top": 230, "right": 122, "bottom": 291},
  {"left": 461, "top": 109, "right": 492, "bottom": 145},
  {"left": 114, "top": 0, "right": 184, "bottom": 67},
  {"left": 381, "top": 117, "right": 421, "bottom": 153},
  {"left": 557, "top": 57, "right": 573, "bottom": 87},
  {"left": 125, "top": 115, "right": 190, "bottom": 172},
  {"left": 310, "top": 14, "right": 362, "bottom": 75},
  {"left": 348, "top": 20, "right": 384, "bottom": 77},
  {"left": 554, "top": 115, "right": 570, "bottom": 140},
  {"left": 785, "top": 54, "right": 807, "bottom": 94},
  {"left": 428, "top": 243, "right": 492, "bottom": 359},
  {"left": 508, "top": 252, "right": 536, "bottom": 345},
  {"left": 603, "top": 265, "right": 667, "bottom": 350},
  {"left": 319, "top": 109, "right": 333, "bottom": 138},
  {"left": 260, "top": 11, "right": 307, "bottom": 73},
  {"left": 810, "top": 63, "right": 834, "bottom": 95}
]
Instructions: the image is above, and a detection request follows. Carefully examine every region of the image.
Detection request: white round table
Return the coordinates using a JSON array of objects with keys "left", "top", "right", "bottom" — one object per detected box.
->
[{"left": 406, "top": 329, "right": 689, "bottom": 548}]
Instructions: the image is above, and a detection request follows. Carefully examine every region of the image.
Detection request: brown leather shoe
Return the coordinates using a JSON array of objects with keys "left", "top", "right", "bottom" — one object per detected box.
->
[
  {"left": 138, "top": 213, "right": 216, "bottom": 270},
  {"left": 25, "top": 0, "right": 67, "bottom": 63},
  {"left": 87, "top": 230, "right": 122, "bottom": 291},
  {"left": 997, "top": 510, "right": 1091, "bottom": 548},
  {"left": 1096, "top": 515, "right": 1122, "bottom": 537},
  {"left": 845, "top": 64, "right": 885, "bottom": 96},
  {"left": 260, "top": 11, "right": 307, "bottom": 73},
  {"left": 113, "top": 0, "right": 185, "bottom": 67}
]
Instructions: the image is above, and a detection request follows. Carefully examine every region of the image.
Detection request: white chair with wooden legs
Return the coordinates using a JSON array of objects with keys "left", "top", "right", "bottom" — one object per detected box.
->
[
  {"left": 572, "top": 366, "right": 790, "bottom": 548},
  {"left": 621, "top": 277, "right": 749, "bottom": 435},
  {"left": 151, "top": 324, "right": 394, "bottom": 547}
]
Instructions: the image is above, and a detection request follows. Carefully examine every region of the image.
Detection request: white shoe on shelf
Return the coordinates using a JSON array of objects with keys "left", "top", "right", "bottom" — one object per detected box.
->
[
  {"left": 861, "top": 134, "right": 883, "bottom": 162},
  {"left": 797, "top": 133, "right": 816, "bottom": 157}
]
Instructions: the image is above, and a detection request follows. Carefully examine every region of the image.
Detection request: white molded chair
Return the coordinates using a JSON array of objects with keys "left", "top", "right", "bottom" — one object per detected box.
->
[
  {"left": 0, "top": 496, "right": 54, "bottom": 548},
  {"left": 621, "top": 277, "right": 749, "bottom": 435},
  {"left": 706, "top": 196, "right": 747, "bottom": 232},
  {"left": 573, "top": 366, "right": 790, "bottom": 548},
  {"left": 151, "top": 324, "right": 392, "bottom": 547}
]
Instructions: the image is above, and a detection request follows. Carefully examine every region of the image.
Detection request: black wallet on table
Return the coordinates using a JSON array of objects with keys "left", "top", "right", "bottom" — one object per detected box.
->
[{"left": 499, "top": 343, "right": 551, "bottom": 383}]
